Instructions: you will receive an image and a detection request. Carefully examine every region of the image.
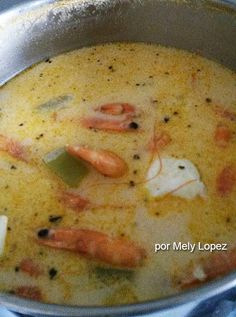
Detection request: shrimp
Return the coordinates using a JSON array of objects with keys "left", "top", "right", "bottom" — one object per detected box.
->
[
  {"left": 67, "top": 145, "right": 128, "bottom": 178},
  {"left": 59, "top": 190, "right": 89, "bottom": 212},
  {"left": 148, "top": 131, "right": 171, "bottom": 152},
  {"left": 59, "top": 189, "right": 136, "bottom": 212},
  {"left": 36, "top": 228, "right": 146, "bottom": 268},
  {"left": 180, "top": 247, "right": 236, "bottom": 288},
  {"left": 81, "top": 101, "right": 140, "bottom": 131},
  {"left": 0, "top": 135, "right": 27, "bottom": 162},
  {"left": 81, "top": 117, "right": 139, "bottom": 132},
  {"left": 19, "top": 258, "right": 42, "bottom": 277},
  {"left": 217, "top": 165, "right": 236, "bottom": 196},
  {"left": 214, "top": 124, "right": 232, "bottom": 148},
  {"left": 214, "top": 106, "right": 236, "bottom": 122},
  {"left": 96, "top": 103, "right": 136, "bottom": 116},
  {"left": 15, "top": 286, "right": 42, "bottom": 301}
]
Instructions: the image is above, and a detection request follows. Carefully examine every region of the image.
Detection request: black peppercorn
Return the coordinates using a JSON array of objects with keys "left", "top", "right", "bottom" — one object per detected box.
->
[
  {"left": 163, "top": 116, "right": 170, "bottom": 123},
  {"left": 49, "top": 268, "right": 58, "bottom": 280},
  {"left": 129, "top": 181, "right": 135, "bottom": 187}
]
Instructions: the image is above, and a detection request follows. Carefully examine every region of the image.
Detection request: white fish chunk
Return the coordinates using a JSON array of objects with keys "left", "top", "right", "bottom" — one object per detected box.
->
[
  {"left": 145, "top": 157, "right": 206, "bottom": 199},
  {"left": 0, "top": 215, "right": 8, "bottom": 255}
]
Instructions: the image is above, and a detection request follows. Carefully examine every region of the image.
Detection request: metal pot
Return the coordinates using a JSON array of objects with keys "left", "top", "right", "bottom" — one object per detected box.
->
[{"left": 0, "top": 0, "right": 235, "bottom": 316}]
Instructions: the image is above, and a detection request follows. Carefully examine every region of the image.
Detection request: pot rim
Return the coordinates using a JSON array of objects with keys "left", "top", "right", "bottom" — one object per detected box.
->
[
  {"left": 0, "top": 0, "right": 236, "bottom": 315},
  {"left": 1, "top": 272, "right": 236, "bottom": 316}
]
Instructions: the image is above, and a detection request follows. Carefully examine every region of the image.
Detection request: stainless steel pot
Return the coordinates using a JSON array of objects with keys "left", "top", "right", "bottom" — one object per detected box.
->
[{"left": 0, "top": 0, "right": 236, "bottom": 316}]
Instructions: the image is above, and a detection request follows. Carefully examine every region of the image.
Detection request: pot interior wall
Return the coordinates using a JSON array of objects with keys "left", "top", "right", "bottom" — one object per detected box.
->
[{"left": 0, "top": 0, "right": 235, "bottom": 86}]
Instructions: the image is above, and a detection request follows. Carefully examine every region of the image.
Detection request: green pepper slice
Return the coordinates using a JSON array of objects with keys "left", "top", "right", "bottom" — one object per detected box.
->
[
  {"left": 43, "top": 148, "right": 89, "bottom": 187},
  {"left": 94, "top": 267, "right": 134, "bottom": 282}
]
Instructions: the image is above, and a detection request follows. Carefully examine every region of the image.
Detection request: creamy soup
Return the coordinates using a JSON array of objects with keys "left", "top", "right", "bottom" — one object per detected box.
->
[{"left": 0, "top": 43, "right": 235, "bottom": 306}]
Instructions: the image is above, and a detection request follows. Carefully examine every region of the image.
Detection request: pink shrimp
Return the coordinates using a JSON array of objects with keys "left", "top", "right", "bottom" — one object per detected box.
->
[
  {"left": 148, "top": 131, "right": 171, "bottom": 152},
  {"left": 214, "top": 124, "right": 232, "bottom": 148},
  {"left": 59, "top": 189, "right": 137, "bottom": 213},
  {"left": 216, "top": 165, "right": 236, "bottom": 196},
  {"left": 67, "top": 145, "right": 128, "bottom": 178},
  {"left": 19, "top": 258, "right": 42, "bottom": 277},
  {"left": 15, "top": 286, "right": 43, "bottom": 301},
  {"left": 0, "top": 135, "right": 27, "bottom": 162},
  {"left": 81, "top": 101, "right": 139, "bottom": 132},
  {"left": 95, "top": 103, "right": 136, "bottom": 116},
  {"left": 59, "top": 190, "right": 89, "bottom": 212},
  {"left": 36, "top": 228, "right": 146, "bottom": 268},
  {"left": 214, "top": 106, "right": 236, "bottom": 122},
  {"left": 81, "top": 117, "right": 139, "bottom": 132},
  {"left": 180, "top": 247, "right": 236, "bottom": 288}
]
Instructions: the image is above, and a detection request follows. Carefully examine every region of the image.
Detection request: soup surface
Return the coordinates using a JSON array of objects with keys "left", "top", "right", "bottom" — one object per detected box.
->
[{"left": 0, "top": 43, "right": 235, "bottom": 305}]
